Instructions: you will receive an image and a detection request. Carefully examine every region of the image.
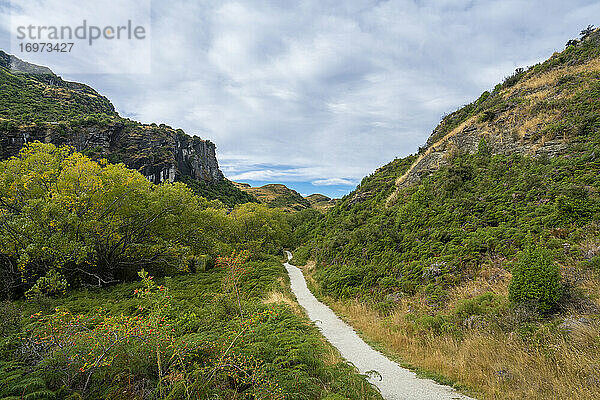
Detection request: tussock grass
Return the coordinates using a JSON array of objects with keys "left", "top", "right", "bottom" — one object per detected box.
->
[
  {"left": 302, "top": 263, "right": 600, "bottom": 400},
  {"left": 508, "top": 58, "right": 600, "bottom": 95},
  {"left": 262, "top": 290, "right": 304, "bottom": 316}
]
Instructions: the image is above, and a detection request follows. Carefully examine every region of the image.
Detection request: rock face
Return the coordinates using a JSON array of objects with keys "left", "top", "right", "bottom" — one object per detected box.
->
[
  {"left": 174, "top": 133, "right": 223, "bottom": 182},
  {"left": 395, "top": 118, "right": 568, "bottom": 190},
  {"left": 0, "top": 121, "right": 224, "bottom": 184},
  {"left": 0, "top": 50, "right": 224, "bottom": 184}
]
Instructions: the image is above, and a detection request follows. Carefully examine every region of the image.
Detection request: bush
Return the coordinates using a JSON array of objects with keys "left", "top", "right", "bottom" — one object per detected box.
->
[
  {"left": 509, "top": 245, "right": 562, "bottom": 313},
  {"left": 25, "top": 269, "right": 68, "bottom": 299}
]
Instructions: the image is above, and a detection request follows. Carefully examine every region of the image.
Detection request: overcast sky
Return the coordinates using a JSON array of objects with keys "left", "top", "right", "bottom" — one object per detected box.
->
[{"left": 1, "top": 1, "right": 599, "bottom": 197}]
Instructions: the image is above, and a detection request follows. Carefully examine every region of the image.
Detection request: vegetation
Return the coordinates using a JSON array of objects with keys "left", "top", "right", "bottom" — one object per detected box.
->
[
  {"left": 0, "top": 144, "right": 381, "bottom": 399},
  {"left": 233, "top": 183, "right": 311, "bottom": 212},
  {"left": 289, "top": 27, "right": 600, "bottom": 399},
  {"left": 0, "top": 52, "right": 115, "bottom": 123},
  {"left": 508, "top": 245, "right": 562, "bottom": 313},
  {"left": 180, "top": 176, "right": 257, "bottom": 208},
  {"left": 0, "top": 51, "right": 255, "bottom": 208}
]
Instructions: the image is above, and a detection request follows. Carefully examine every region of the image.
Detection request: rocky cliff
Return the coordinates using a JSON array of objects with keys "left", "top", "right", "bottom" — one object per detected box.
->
[
  {"left": 0, "top": 50, "right": 224, "bottom": 184},
  {"left": 0, "top": 121, "right": 223, "bottom": 184}
]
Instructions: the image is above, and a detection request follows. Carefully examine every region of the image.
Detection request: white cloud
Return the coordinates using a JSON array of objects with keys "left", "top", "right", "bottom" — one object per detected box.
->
[
  {"left": 313, "top": 178, "right": 356, "bottom": 186},
  {"left": 1, "top": 0, "right": 599, "bottom": 196}
]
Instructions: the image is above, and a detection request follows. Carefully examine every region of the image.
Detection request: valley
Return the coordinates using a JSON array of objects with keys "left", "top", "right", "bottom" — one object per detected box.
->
[{"left": 1, "top": 18, "right": 600, "bottom": 400}]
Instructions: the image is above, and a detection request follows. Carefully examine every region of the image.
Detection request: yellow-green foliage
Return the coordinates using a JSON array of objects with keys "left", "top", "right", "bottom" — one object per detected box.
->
[{"left": 0, "top": 143, "right": 291, "bottom": 297}]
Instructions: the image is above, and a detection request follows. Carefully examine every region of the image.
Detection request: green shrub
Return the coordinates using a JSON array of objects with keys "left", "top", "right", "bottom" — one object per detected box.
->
[
  {"left": 25, "top": 269, "right": 68, "bottom": 299},
  {"left": 454, "top": 292, "right": 504, "bottom": 320},
  {"left": 509, "top": 245, "right": 562, "bottom": 313}
]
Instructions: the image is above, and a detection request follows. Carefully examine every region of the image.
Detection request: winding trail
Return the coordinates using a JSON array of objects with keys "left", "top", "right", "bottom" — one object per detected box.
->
[{"left": 284, "top": 251, "right": 475, "bottom": 400}]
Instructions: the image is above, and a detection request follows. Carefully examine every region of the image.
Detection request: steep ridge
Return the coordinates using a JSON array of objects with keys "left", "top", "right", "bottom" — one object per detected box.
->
[
  {"left": 387, "top": 28, "right": 600, "bottom": 204},
  {"left": 0, "top": 50, "right": 223, "bottom": 185}
]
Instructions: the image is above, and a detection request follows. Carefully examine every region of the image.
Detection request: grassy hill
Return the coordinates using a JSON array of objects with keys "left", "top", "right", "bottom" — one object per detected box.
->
[
  {"left": 305, "top": 194, "right": 337, "bottom": 212},
  {"left": 292, "top": 27, "right": 600, "bottom": 399},
  {"left": 233, "top": 182, "right": 338, "bottom": 213},
  {"left": 233, "top": 182, "right": 311, "bottom": 212}
]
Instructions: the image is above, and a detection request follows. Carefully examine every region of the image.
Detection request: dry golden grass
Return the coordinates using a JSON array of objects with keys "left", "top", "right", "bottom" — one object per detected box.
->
[
  {"left": 300, "top": 263, "right": 600, "bottom": 400},
  {"left": 507, "top": 57, "right": 600, "bottom": 95},
  {"left": 262, "top": 290, "right": 304, "bottom": 316}
]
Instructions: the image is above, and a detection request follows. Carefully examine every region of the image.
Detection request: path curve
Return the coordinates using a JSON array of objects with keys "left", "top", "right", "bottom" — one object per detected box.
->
[{"left": 284, "top": 251, "right": 475, "bottom": 400}]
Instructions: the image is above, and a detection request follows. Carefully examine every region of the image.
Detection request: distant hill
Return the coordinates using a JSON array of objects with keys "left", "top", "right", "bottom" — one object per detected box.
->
[
  {"left": 233, "top": 182, "right": 310, "bottom": 212},
  {"left": 305, "top": 193, "right": 337, "bottom": 211},
  {"left": 233, "top": 182, "right": 336, "bottom": 212}
]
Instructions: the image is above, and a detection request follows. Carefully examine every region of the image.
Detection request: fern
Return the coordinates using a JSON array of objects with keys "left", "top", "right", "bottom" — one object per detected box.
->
[{"left": 0, "top": 362, "right": 54, "bottom": 400}]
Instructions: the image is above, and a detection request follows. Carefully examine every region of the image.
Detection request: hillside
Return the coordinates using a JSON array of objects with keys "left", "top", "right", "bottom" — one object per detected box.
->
[
  {"left": 233, "top": 182, "right": 311, "bottom": 212},
  {"left": 0, "top": 50, "right": 253, "bottom": 206},
  {"left": 233, "top": 182, "right": 338, "bottom": 212},
  {"left": 292, "top": 27, "right": 600, "bottom": 399},
  {"left": 305, "top": 194, "right": 338, "bottom": 212}
]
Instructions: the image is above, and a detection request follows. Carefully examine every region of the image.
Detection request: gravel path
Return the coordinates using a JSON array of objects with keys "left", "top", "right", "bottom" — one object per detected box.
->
[{"left": 284, "top": 252, "right": 475, "bottom": 400}]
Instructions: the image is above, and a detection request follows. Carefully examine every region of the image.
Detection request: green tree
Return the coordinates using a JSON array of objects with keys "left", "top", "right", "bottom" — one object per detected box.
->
[
  {"left": 509, "top": 245, "right": 562, "bottom": 313},
  {"left": 0, "top": 143, "right": 226, "bottom": 294}
]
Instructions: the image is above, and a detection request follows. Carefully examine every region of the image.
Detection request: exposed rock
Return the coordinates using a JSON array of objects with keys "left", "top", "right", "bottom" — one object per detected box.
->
[
  {"left": 395, "top": 121, "right": 569, "bottom": 192},
  {"left": 0, "top": 121, "right": 223, "bottom": 184},
  {"left": 348, "top": 191, "right": 372, "bottom": 207},
  {"left": 422, "top": 261, "right": 446, "bottom": 279},
  {"left": 385, "top": 292, "right": 404, "bottom": 303},
  {"left": 0, "top": 50, "right": 222, "bottom": 184}
]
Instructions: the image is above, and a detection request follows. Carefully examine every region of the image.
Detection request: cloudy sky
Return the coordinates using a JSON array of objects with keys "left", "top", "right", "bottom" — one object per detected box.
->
[{"left": 1, "top": 1, "right": 599, "bottom": 197}]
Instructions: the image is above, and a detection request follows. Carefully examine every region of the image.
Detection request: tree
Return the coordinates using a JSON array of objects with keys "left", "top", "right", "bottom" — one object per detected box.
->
[
  {"left": 565, "top": 39, "right": 579, "bottom": 48},
  {"left": 580, "top": 24, "right": 595, "bottom": 38},
  {"left": 0, "top": 143, "right": 223, "bottom": 295},
  {"left": 227, "top": 203, "right": 291, "bottom": 254},
  {"left": 508, "top": 245, "right": 562, "bottom": 314}
]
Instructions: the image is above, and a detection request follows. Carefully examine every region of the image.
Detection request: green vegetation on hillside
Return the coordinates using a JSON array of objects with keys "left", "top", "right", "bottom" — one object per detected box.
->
[
  {"left": 181, "top": 176, "right": 258, "bottom": 208},
  {"left": 427, "top": 27, "right": 600, "bottom": 146},
  {"left": 298, "top": 145, "right": 600, "bottom": 302},
  {"left": 290, "top": 27, "right": 600, "bottom": 399},
  {"left": 0, "top": 59, "right": 115, "bottom": 123},
  {"left": 0, "top": 53, "right": 255, "bottom": 207}
]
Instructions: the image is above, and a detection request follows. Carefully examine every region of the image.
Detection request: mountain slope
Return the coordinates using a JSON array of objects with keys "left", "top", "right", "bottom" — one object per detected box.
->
[
  {"left": 292, "top": 27, "right": 600, "bottom": 399},
  {"left": 233, "top": 182, "right": 311, "bottom": 212},
  {"left": 388, "top": 27, "right": 600, "bottom": 203},
  {"left": 0, "top": 50, "right": 223, "bottom": 183},
  {"left": 305, "top": 193, "right": 337, "bottom": 211},
  {"left": 0, "top": 50, "right": 116, "bottom": 122},
  {"left": 0, "top": 50, "right": 258, "bottom": 206}
]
